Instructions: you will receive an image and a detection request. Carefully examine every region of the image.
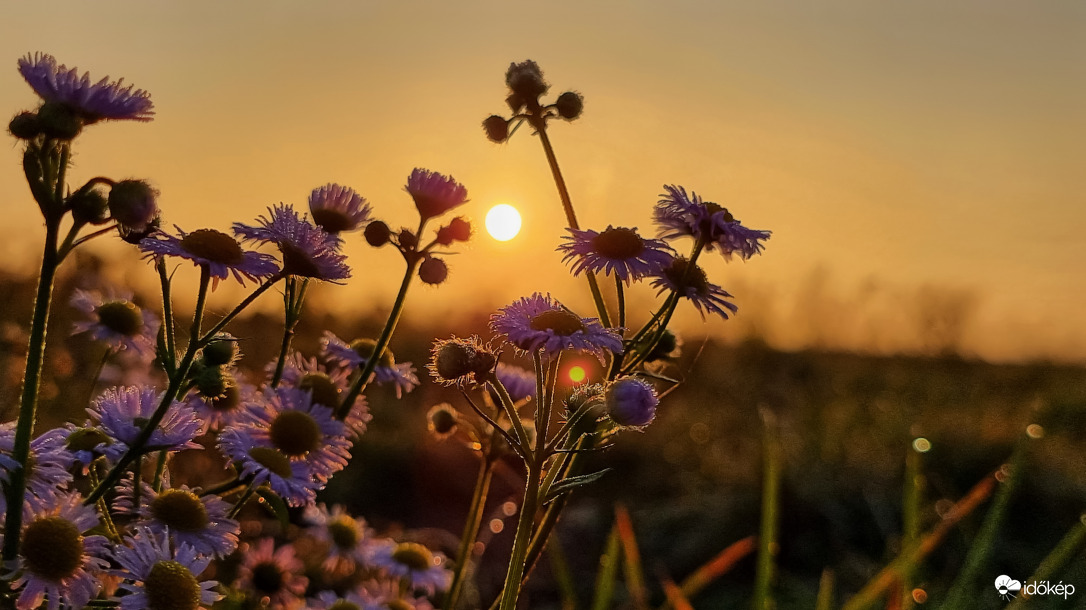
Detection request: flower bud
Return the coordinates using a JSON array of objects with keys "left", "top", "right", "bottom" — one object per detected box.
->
[
  {"left": 427, "top": 403, "right": 459, "bottom": 439},
  {"left": 566, "top": 383, "right": 607, "bottom": 438},
  {"left": 435, "top": 217, "right": 472, "bottom": 246},
  {"left": 428, "top": 336, "right": 497, "bottom": 386},
  {"left": 482, "top": 115, "right": 509, "bottom": 142},
  {"left": 37, "top": 102, "right": 83, "bottom": 140},
  {"left": 418, "top": 256, "right": 448, "bottom": 285},
  {"left": 202, "top": 334, "right": 239, "bottom": 366},
  {"left": 364, "top": 220, "right": 391, "bottom": 247},
  {"left": 119, "top": 214, "right": 161, "bottom": 245},
  {"left": 192, "top": 363, "right": 230, "bottom": 399},
  {"left": 555, "top": 91, "right": 584, "bottom": 120},
  {"left": 645, "top": 329, "right": 681, "bottom": 362},
  {"left": 9, "top": 111, "right": 41, "bottom": 140},
  {"left": 108, "top": 180, "right": 159, "bottom": 233},
  {"left": 605, "top": 377, "right": 658, "bottom": 429},
  {"left": 506, "top": 92, "right": 526, "bottom": 114},
  {"left": 398, "top": 229, "right": 417, "bottom": 251},
  {"left": 505, "top": 60, "right": 549, "bottom": 102},
  {"left": 68, "top": 188, "right": 110, "bottom": 225}
]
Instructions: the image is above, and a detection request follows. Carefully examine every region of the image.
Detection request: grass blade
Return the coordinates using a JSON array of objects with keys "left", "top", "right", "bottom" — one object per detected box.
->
[
  {"left": 615, "top": 504, "right": 649, "bottom": 610},
  {"left": 548, "top": 535, "right": 579, "bottom": 610},
  {"left": 675, "top": 535, "right": 758, "bottom": 602},
  {"left": 1005, "top": 514, "right": 1086, "bottom": 609},
  {"left": 660, "top": 572, "right": 695, "bottom": 610},
  {"left": 753, "top": 408, "right": 782, "bottom": 610},
  {"left": 816, "top": 568, "right": 835, "bottom": 610},
  {"left": 591, "top": 523, "right": 622, "bottom": 610},
  {"left": 899, "top": 441, "right": 925, "bottom": 610}
]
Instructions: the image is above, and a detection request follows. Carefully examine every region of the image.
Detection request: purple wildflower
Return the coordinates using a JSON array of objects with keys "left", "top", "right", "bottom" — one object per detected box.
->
[
  {"left": 0, "top": 428, "right": 74, "bottom": 514},
  {"left": 89, "top": 385, "right": 202, "bottom": 460},
  {"left": 240, "top": 386, "right": 354, "bottom": 481},
  {"left": 321, "top": 332, "right": 419, "bottom": 398},
  {"left": 186, "top": 374, "right": 259, "bottom": 433},
  {"left": 369, "top": 540, "right": 452, "bottom": 595},
  {"left": 113, "top": 527, "right": 221, "bottom": 610},
  {"left": 116, "top": 481, "right": 240, "bottom": 558},
  {"left": 304, "top": 504, "right": 375, "bottom": 574},
  {"left": 558, "top": 226, "right": 673, "bottom": 284},
  {"left": 405, "top": 168, "right": 468, "bottom": 221},
  {"left": 274, "top": 353, "right": 370, "bottom": 433},
  {"left": 236, "top": 539, "right": 308, "bottom": 609},
  {"left": 217, "top": 427, "right": 320, "bottom": 507},
  {"left": 233, "top": 204, "right": 350, "bottom": 281},
  {"left": 70, "top": 289, "right": 159, "bottom": 357},
  {"left": 139, "top": 226, "right": 279, "bottom": 287},
  {"left": 650, "top": 256, "right": 738, "bottom": 320},
  {"left": 309, "top": 183, "right": 372, "bottom": 234},
  {"left": 17, "top": 52, "right": 154, "bottom": 122},
  {"left": 490, "top": 293, "right": 622, "bottom": 362},
  {"left": 605, "top": 377, "right": 658, "bottom": 429},
  {"left": 654, "top": 185, "right": 771, "bottom": 259},
  {"left": 8, "top": 493, "right": 110, "bottom": 610}
]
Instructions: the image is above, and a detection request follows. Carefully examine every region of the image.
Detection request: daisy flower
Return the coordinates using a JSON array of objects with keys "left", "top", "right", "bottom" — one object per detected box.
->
[
  {"left": 17, "top": 52, "right": 154, "bottom": 122},
  {"left": 113, "top": 528, "right": 221, "bottom": 610},
  {"left": 89, "top": 385, "right": 202, "bottom": 461},
  {"left": 185, "top": 374, "right": 259, "bottom": 433},
  {"left": 0, "top": 428, "right": 74, "bottom": 513},
  {"left": 274, "top": 353, "right": 370, "bottom": 433},
  {"left": 233, "top": 204, "right": 350, "bottom": 281},
  {"left": 139, "top": 226, "right": 279, "bottom": 287},
  {"left": 369, "top": 541, "right": 452, "bottom": 595},
  {"left": 321, "top": 332, "right": 419, "bottom": 397},
  {"left": 489, "top": 293, "right": 622, "bottom": 363},
  {"left": 558, "top": 226, "right": 673, "bottom": 284},
  {"left": 405, "top": 168, "right": 468, "bottom": 221},
  {"left": 217, "top": 427, "right": 321, "bottom": 507},
  {"left": 654, "top": 185, "right": 771, "bottom": 259},
  {"left": 650, "top": 256, "right": 738, "bottom": 320},
  {"left": 309, "top": 183, "right": 372, "bottom": 234},
  {"left": 70, "top": 289, "right": 159, "bottom": 357},
  {"left": 116, "top": 482, "right": 240, "bottom": 558},
  {"left": 8, "top": 493, "right": 110, "bottom": 610},
  {"left": 236, "top": 539, "right": 308, "bottom": 609},
  {"left": 304, "top": 504, "right": 375, "bottom": 574},
  {"left": 240, "top": 386, "right": 354, "bottom": 481}
]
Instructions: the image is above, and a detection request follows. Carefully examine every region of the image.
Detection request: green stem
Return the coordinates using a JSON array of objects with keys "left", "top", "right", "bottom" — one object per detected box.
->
[
  {"left": 445, "top": 457, "right": 496, "bottom": 610},
  {"left": 157, "top": 259, "right": 176, "bottom": 370},
  {"left": 2, "top": 215, "right": 61, "bottom": 563},
  {"left": 197, "top": 273, "right": 284, "bottom": 344},
  {"left": 615, "top": 276, "right": 626, "bottom": 331},
  {"left": 227, "top": 482, "right": 258, "bottom": 519},
  {"left": 497, "top": 460, "right": 542, "bottom": 610},
  {"left": 336, "top": 259, "right": 419, "bottom": 419},
  {"left": 271, "top": 277, "right": 305, "bottom": 388},
  {"left": 152, "top": 450, "right": 169, "bottom": 492},
  {"left": 533, "top": 117, "right": 611, "bottom": 328},
  {"left": 199, "top": 476, "right": 244, "bottom": 497}
]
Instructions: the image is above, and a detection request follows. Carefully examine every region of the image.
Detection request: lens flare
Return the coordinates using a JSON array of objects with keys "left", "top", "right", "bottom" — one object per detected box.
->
[{"left": 568, "top": 366, "right": 586, "bottom": 383}]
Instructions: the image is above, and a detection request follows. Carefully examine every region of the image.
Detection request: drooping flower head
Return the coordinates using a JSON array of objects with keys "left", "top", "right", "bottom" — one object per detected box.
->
[
  {"left": 558, "top": 226, "right": 673, "bottom": 284},
  {"left": 234, "top": 204, "right": 350, "bottom": 281},
  {"left": 217, "top": 426, "right": 321, "bottom": 507},
  {"left": 370, "top": 541, "right": 452, "bottom": 595},
  {"left": 89, "top": 386, "right": 202, "bottom": 460},
  {"left": 139, "top": 226, "right": 279, "bottom": 287},
  {"left": 9, "top": 493, "right": 110, "bottom": 610},
  {"left": 605, "top": 377, "right": 659, "bottom": 429},
  {"left": 236, "top": 539, "right": 308, "bottom": 609},
  {"left": 321, "top": 332, "right": 419, "bottom": 397},
  {"left": 70, "top": 289, "right": 159, "bottom": 357},
  {"left": 654, "top": 185, "right": 771, "bottom": 259},
  {"left": 113, "top": 527, "right": 221, "bottom": 610},
  {"left": 405, "top": 169, "right": 468, "bottom": 221},
  {"left": 17, "top": 52, "right": 154, "bottom": 122},
  {"left": 490, "top": 293, "right": 622, "bottom": 363},
  {"left": 309, "top": 183, "right": 372, "bottom": 234},
  {"left": 650, "top": 256, "right": 738, "bottom": 320}
]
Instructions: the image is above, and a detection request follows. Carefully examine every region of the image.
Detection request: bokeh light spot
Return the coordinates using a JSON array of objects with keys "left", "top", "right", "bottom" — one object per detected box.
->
[
  {"left": 569, "top": 366, "right": 586, "bottom": 383},
  {"left": 485, "top": 204, "right": 521, "bottom": 241},
  {"left": 489, "top": 519, "right": 504, "bottom": 534},
  {"left": 912, "top": 437, "right": 932, "bottom": 453}
]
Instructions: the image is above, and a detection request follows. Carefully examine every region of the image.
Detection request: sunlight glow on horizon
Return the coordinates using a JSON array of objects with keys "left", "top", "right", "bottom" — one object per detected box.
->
[{"left": 485, "top": 204, "right": 522, "bottom": 242}]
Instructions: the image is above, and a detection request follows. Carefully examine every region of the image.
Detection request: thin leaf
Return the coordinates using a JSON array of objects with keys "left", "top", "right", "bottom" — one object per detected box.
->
[
  {"left": 674, "top": 535, "right": 757, "bottom": 603},
  {"left": 1006, "top": 514, "right": 1086, "bottom": 609},
  {"left": 816, "top": 568, "right": 835, "bottom": 610},
  {"left": 544, "top": 468, "right": 612, "bottom": 505},
  {"left": 615, "top": 504, "right": 648, "bottom": 610}
]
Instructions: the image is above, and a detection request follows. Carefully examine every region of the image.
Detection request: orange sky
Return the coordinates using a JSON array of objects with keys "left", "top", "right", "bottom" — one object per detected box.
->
[{"left": 1, "top": 1, "right": 1084, "bottom": 362}]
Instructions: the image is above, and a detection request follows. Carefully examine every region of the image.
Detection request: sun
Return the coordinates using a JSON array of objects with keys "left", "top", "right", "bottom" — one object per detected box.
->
[{"left": 485, "top": 204, "right": 522, "bottom": 241}]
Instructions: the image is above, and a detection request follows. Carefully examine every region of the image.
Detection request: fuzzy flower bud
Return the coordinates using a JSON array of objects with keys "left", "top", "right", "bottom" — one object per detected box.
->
[
  {"left": 419, "top": 256, "right": 448, "bottom": 285},
  {"left": 202, "top": 334, "right": 239, "bottom": 366},
  {"left": 119, "top": 214, "right": 161, "bottom": 245},
  {"left": 37, "top": 101, "right": 83, "bottom": 140},
  {"left": 192, "top": 363, "right": 230, "bottom": 399},
  {"left": 482, "top": 115, "right": 509, "bottom": 142},
  {"left": 604, "top": 377, "right": 658, "bottom": 429},
  {"left": 427, "top": 403, "right": 459, "bottom": 439},
  {"left": 108, "top": 180, "right": 159, "bottom": 233},
  {"left": 364, "top": 220, "right": 391, "bottom": 247},
  {"left": 505, "top": 60, "right": 549, "bottom": 103},
  {"left": 9, "top": 111, "right": 41, "bottom": 140},
  {"left": 428, "top": 336, "right": 498, "bottom": 386},
  {"left": 68, "top": 188, "right": 110, "bottom": 225},
  {"left": 435, "top": 217, "right": 472, "bottom": 246},
  {"left": 555, "top": 91, "right": 584, "bottom": 120}
]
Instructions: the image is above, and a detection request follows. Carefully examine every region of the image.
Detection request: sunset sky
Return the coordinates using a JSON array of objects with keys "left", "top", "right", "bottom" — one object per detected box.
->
[{"left": 1, "top": 1, "right": 1083, "bottom": 362}]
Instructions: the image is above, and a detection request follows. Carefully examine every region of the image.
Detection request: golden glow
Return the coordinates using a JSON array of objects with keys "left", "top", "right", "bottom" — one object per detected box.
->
[
  {"left": 485, "top": 204, "right": 522, "bottom": 242},
  {"left": 568, "top": 366, "right": 586, "bottom": 383}
]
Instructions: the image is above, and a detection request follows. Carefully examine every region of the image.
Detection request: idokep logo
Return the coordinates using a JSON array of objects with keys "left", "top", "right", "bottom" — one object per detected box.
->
[{"left": 995, "top": 574, "right": 1076, "bottom": 602}]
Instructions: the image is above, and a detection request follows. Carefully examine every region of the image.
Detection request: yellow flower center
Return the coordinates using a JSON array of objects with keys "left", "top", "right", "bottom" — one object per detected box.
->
[
  {"left": 248, "top": 447, "right": 293, "bottom": 478},
  {"left": 145, "top": 560, "right": 201, "bottom": 610},
  {"left": 251, "top": 561, "right": 284, "bottom": 594},
  {"left": 179, "top": 229, "right": 244, "bottom": 265},
  {"left": 328, "top": 517, "right": 359, "bottom": 550},
  {"left": 311, "top": 208, "right": 353, "bottom": 234},
  {"left": 529, "top": 309, "right": 586, "bottom": 336},
  {"left": 21, "top": 516, "right": 84, "bottom": 581},
  {"left": 150, "top": 489, "right": 209, "bottom": 532},
  {"left": 299, "top": 373, "right": 340, "bottom": 408},
  {"left": 349, "top": 338, "right": 395, "bottom": 367},
  {"left": 269, "top": 410, "right": 322, "bottom": 457},
  {"left": 590, "top": 227, "right": 644, "bottom": 259},
  {"left": 96, "top": 300, "right": 143, "bottom": 336},
  {"left": 391, "top": 542, "right": 434, "bottom": 572}
]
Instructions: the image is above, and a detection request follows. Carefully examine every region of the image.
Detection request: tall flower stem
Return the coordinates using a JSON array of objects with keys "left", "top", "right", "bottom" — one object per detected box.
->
[
  {"left": 271, "top": 277, "right": 308, "bottom": 388},
  {"left": 445, "top": 456, "right": 496, "bottom": 610},
  {"left": 336, "top": 259, "right": 419, "bottom": 420},
  {"left": 533, "top": 120, "right": 612, "bottom": 328},
  {"left": 1, "top": 214, "right": 61, "bottom": 564}
]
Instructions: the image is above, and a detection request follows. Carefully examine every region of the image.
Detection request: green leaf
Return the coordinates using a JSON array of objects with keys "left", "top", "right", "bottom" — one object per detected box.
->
[{"left": 543, "top": 469, "right": 611, "bottom": 505}]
